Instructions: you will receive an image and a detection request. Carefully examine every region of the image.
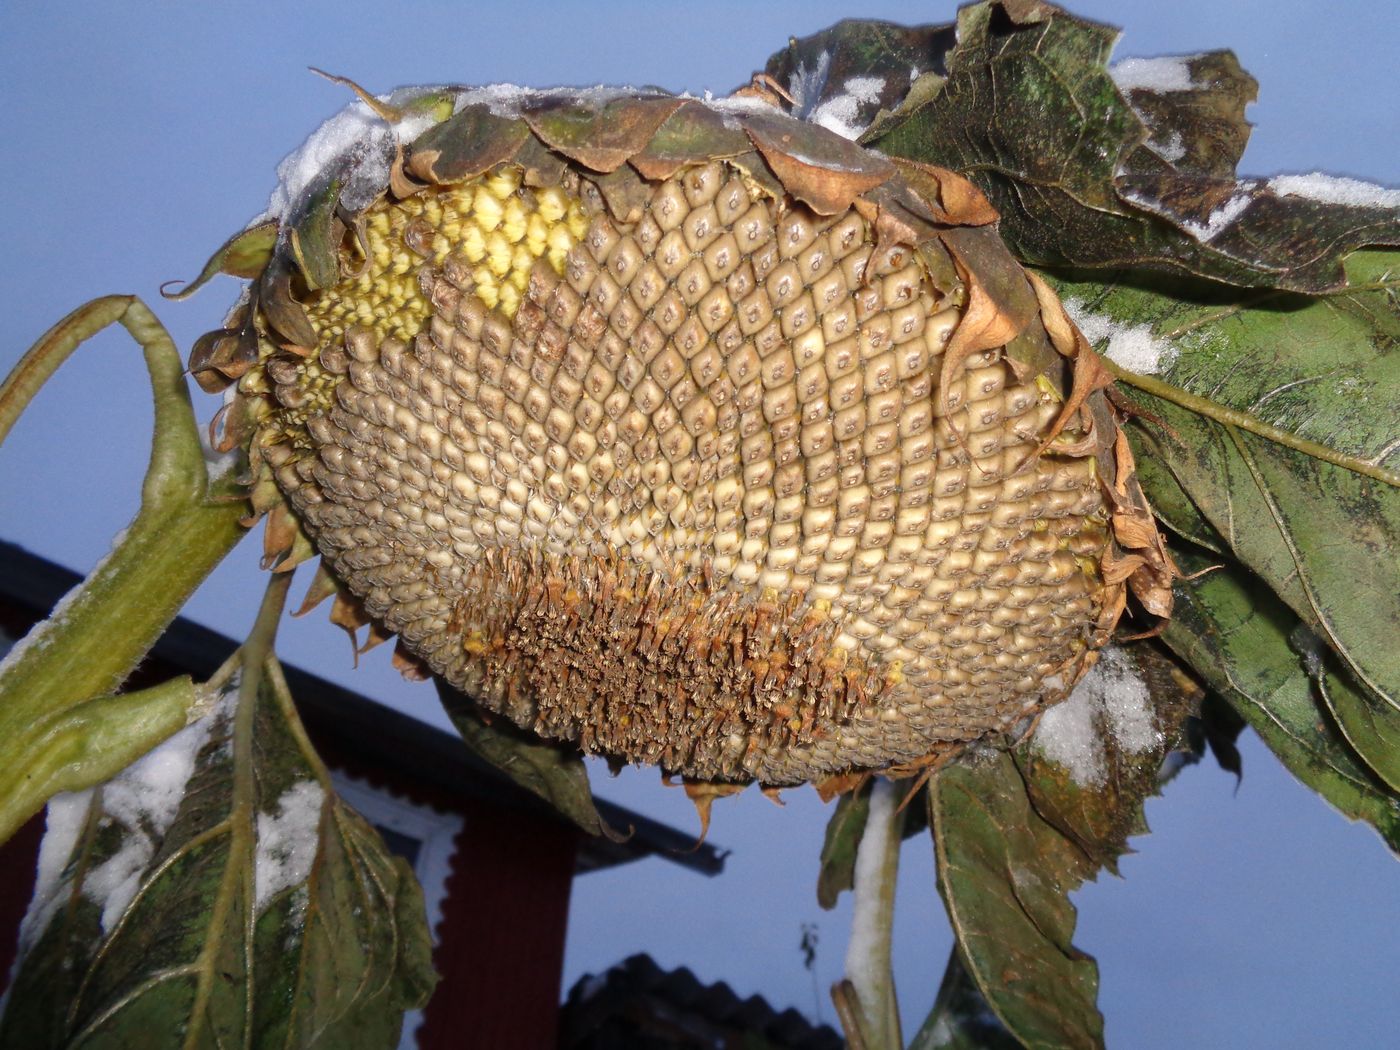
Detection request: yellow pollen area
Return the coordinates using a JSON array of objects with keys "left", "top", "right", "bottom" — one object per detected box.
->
[
  {"left": 258, "top": 168, "right": 590, "bottom": 444},
  {"left": 304, "top": 167, "right": 588, "bottom": 349}
]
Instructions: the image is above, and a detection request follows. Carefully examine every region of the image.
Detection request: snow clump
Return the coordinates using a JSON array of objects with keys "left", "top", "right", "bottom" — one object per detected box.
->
[{"left": 1033, "top": 647, "right": 1162, "bottom": 787}]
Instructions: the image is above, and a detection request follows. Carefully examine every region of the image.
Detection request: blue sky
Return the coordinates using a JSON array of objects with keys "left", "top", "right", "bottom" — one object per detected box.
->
[{"left": 1, "top": 2, "right": 1397, "bottom": 1045}]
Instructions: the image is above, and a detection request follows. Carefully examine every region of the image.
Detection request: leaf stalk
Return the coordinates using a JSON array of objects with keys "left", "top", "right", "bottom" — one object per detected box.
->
[
  {"left": 1105, "top": 358, "right": 1400, "bottom": 488},
  {"left": 839, "top": 776, "right": 904, "bottom": 1050}
]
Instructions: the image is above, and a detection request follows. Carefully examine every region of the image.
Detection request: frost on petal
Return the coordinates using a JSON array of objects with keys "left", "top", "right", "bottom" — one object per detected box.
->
[{"left": 254, "top": 780, "right": 327, "bottom": 914}]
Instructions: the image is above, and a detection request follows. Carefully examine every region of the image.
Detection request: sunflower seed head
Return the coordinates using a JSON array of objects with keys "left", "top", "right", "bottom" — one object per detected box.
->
[{"left": 194, "top": 89, "right": 1168, "bottom": 786}]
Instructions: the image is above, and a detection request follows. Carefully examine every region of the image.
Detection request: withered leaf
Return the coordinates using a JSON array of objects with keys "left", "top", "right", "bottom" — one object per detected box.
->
[
  {"left": 762, "top": 17, "right": 958, "bottom": 139},
  {"left": 742, "top": 110, "right": 894, "bottom": 215},
  {"left": 628, "top": 100, "right": 752, "bottom": 180},
  {"left": 433, "top": 677, "right": 616, "bottom": 839},
  {"left": 522, "top": 94, "right": 684, "bottom": 174},
  {"left": 909, "top": 947, "right": 1021, "bottom": 1050},
  {"left": 930, "top": 751, "right": 1103, "bottom": 1049},
  {"left": 406, "top": 103, "right": 531, "bottom": 183},
  {"left": 773, "top": 2, "right": 1400, "bottom": 291},
  {"left": 816, "top": 780, "right": 871, "bottom": 910}
]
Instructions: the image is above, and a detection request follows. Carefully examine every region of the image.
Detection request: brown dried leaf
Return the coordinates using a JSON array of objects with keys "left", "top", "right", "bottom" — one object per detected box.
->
[
  {"left": 938, "top": 229, "right": 1035, "bottom": 418},
  {"left": 890, "top": 157, "right": 999, "bottom": 226},
  {"left": 742, "top": 110, "right": 894, "bottom": 215},
  {"left": 294, "top": 561, "right": 343, "bottom": 617},
  {"left": 391, "top": 641, "right": 431, "bottom": 682},
  {"left": 680, "top": 778, "right": 747, "bottom": 847},
  {"left": 523, "top": 95, "right": 684, "bottom": 173},
  {"left": 406, "top": 103, "right": 532, "bottom": 184},
  {"left": 257, "top": 260, "right": 318, "bottom": 351},
  {"left": 628, "top": 100, "right": 753, "bottom": 180}
]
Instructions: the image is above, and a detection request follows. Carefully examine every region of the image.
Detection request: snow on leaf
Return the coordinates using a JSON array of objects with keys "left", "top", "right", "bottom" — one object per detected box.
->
[
  {"left": 1268, "top": 173, "right": 1400, "bottom": 210},
  {"left": 0, "top": 655, "right": 434, "bottom": 1049},
  {"left": 849, "top": 1, "right": 1400, "bottom": 291},
  {"left": 1108, "top": 56, "right": 1199, "bottom": 93},
  {"left": 254, "top": 779, "right": 327, "bottom": 914},
  {"left": 1062, "top": 298, "right": 1178, "bottom": 375},
  {"left": 1033, "top": 648, "right": 1162, "bottom": 788}
]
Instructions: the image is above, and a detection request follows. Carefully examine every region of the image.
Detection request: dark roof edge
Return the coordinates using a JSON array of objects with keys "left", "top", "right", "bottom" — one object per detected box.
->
[{"left": 0, "top": 539, "right": 724, "bottom": 876}]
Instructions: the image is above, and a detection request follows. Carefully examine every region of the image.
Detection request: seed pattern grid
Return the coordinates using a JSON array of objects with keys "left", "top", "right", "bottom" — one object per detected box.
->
[{"left": 264, "top": 161, "right": 1107, "bottom": 783}]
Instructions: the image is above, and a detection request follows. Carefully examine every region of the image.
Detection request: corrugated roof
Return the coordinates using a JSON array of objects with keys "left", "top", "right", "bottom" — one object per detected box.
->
[{"left": 561, "top": 953, "right": 843, "bottom": 1050}]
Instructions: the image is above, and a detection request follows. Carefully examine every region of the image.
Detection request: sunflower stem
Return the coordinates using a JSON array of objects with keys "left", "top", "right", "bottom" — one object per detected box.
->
[
  {"left": 840, "top": 776, "right": 904, "bottom": 1050},
  {"left": 0, "top": 297, "right": 248, "bottom": 847}
]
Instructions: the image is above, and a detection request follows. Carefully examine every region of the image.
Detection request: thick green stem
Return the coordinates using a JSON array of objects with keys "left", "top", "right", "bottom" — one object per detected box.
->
[
  {"left": 0, "top": 679, "right": 196, "bottom": 845},
  {"left": 840, "top": 777, "right": 904, "bottom": 1050},
  {"left": 0, "top": 297, "right": 249, "bottom": 846}
]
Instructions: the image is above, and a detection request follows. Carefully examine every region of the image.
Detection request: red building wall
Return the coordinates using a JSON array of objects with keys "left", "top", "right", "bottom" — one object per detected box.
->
[{"left": 419, "top": 800, "right": 578, "bottom": 1050}]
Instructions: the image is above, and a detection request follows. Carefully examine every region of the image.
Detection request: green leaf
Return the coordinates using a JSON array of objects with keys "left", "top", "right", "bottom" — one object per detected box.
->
[
  {"left": 434, "top": 678, "right": 612, "bottom": 838},
  {"left": 770, "top": 3, "right": 1400, "bottom": 291},
  {"left": 0, "top": 655, "right": 437, "bottom": 1049},
  {"left": 909, "top": 947, "right": 1020, "bottom": 1050},
  {"left": 816, "top": 782, "right": 871, "bottom": 910},
  {"left": 1046, "top": 251, "right": 1400, "bottom": 723},
  {"left": 162, "top": 221, "right": 278, "bottom": 301},
  {"left": 1164, "top": 552, "right": 1400, "bottom": 851},
  {"left": 929, "top": 751, "right": 1103, "bottom": 1050},
  {"left": 923, "top": 644, "right": 1197, "bottom": 1049}
]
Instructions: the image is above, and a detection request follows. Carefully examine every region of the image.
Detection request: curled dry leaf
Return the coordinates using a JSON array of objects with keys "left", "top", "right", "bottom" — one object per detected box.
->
[{"left": 766, "top": 1, "right": 1400, "bottom": 292}]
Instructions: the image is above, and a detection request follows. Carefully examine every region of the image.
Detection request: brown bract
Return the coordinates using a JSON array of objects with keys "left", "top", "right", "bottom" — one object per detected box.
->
[{"left": 182, "top": 86, "right": 1173, "bottom": 789}]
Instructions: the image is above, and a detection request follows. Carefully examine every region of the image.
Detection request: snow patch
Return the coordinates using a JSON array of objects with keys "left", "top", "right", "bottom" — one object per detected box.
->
[
  {"left": 1109, "top": 55, "right": 1199, "bottom": 93},
  {"left": 703, "top": 92, "right": 781, "bottom": 116},
  {"left": 1268, "top": 172, "right": 1400, "bottom": 210},
  {"left": 1062, "top": 298, "right": 1177, "bottom": 375},
  {"left": 11, "top": 677, "right": 237, "bottom": 959},
  {"left": 86, "top": 698, "right": 227, "bottom": 932},
  {"left": 1178, "top": 191, "right": 1252, "bottom": 243},
  {"left": 785, "top": 50, "right": 885, "bottom": 141},
  {"left": 453, "top": 82, "right": 654, "bottom": 122},
  {"left": 254, "top": 780, "right": 327, "bottom": 914},
  {"left": 265, "top": 86, "right": 449, "bottom": 221},
  {"left": 15, "top": 790, "right": 94, "bottom": 955},
  {"left": 1033, "top": 648, "right": 1161, "bottom": 787},
  {"left": 704, "top": 90, "right": 784, "bottom": 130},
  {"left": 789, "top": 51, "right": 832, "bottom": 118},
  {"left": 808, "top": 75, "right": 886, "bottom": 141}
]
